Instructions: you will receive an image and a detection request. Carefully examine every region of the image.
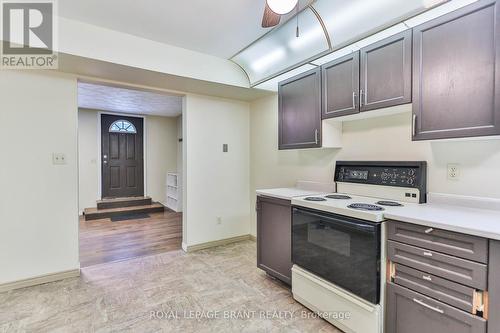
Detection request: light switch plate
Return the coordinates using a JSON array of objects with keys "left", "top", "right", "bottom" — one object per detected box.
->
[
  {"left": 223, "top": 144, "right": 228, "bottom": 153},
  {"left": 52, "top": 153, "right": 67, "bottom": 165}
]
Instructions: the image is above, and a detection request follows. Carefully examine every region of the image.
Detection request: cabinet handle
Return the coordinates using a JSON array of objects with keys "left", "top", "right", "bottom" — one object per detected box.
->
[
  {"left": 360, "top": 89, "right": 364, "bottom": 108},
  {"left": 425, "top": 228, "right": 434, "bottom": 234},
  {"left": 412, "top": 114, "right": 417, "bottom": 136},
  {"left": 413, "top": 298, "right": 444, "bottom": 314},
  {"left": 314, "top": 129, "right": 319, "bottom": 145},
  {"left": 352, "top": 91, "right": 357, "bottom": 109}
]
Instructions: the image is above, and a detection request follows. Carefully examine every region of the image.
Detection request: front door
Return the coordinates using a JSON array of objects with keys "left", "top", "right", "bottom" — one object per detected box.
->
[{"left": 101, "top": 114, "right": 144, "bottom": 198}]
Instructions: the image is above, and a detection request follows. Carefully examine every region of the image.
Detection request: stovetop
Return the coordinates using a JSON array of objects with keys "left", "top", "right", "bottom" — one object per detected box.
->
[{"left": 292, "top": 193, "right": 418, "bottom": 222}]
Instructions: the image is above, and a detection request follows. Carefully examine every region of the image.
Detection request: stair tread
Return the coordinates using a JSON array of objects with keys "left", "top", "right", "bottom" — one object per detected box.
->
[
  {"left": 97, "top": 196, "right": 151, "bottom": 204},
  {"left": 85, "top": 203, "right": 163, "bottom": 215}
]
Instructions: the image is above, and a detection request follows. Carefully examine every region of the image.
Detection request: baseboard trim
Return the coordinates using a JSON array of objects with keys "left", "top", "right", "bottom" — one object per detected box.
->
[
  {"left": 184, "top": 234, "right": 252, "bottom": 252},
  {"left": 0, "top": 268, "right": 81, "bottom": 293},
  {"left": 249, "top": 235, "right": 257, "bottom": 242}
]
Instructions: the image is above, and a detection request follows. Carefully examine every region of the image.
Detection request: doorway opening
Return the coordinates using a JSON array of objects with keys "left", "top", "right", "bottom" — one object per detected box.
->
[{"left": 77, "top": 80, "right": 184, "bottom": 267}]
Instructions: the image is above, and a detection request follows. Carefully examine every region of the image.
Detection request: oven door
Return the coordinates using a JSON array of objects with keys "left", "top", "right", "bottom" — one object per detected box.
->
[{"left": 292, "top": 207, "right": 381, "bottom": 304}]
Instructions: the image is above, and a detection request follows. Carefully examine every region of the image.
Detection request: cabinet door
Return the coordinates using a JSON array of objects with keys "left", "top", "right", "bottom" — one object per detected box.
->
[
  {"left": 413, "top": 0, "right": 500, "bottom": 140},
  {"left": 489, "top": 241, "right": 500, "bottom": 332},
  {"left": 360, "top": 30, "right": 412, "bottom": 111},
  {"left": 322, "top": 52, "right": 360, "bottom": 118},
  {"left": 386, "top": 283, "right": 486, "bottom": 333},
  {"left": 278, "top": 68, "right": 322, "bottom": 150},
  {"left": 256, "top": 196, "right": 292, "bottom": 284}
]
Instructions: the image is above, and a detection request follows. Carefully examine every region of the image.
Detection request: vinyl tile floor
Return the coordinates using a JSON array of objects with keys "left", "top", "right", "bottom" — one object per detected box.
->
[{"left": 0, "top": 241, "right": 342, "bottom": 333}]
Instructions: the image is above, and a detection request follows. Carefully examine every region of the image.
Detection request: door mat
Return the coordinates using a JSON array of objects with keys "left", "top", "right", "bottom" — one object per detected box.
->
[{"left": 111, "top": 213, "right": 150, "bottom": 222}]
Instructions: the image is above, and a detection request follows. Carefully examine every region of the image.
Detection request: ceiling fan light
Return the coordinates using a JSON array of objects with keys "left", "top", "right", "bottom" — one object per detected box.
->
[{"left": 266, "top": 0, "right": 298, "bottom": 15}]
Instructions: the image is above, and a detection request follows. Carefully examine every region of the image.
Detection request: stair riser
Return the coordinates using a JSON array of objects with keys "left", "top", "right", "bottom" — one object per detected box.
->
[
  {"left": 85, "top": 206, "right": 164, "bottom": 221},
  {"left": 97, "top": 198, "right": 152, "bottom": 210}
]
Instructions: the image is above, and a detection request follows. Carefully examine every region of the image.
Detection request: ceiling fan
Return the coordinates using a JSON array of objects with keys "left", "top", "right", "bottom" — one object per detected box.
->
[{"left": 261, "top": 0, "right": 299, "bottom": 28}]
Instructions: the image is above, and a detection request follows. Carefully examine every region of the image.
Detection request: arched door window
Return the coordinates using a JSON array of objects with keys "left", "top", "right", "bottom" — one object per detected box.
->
[{"left": 109, "top": 120, "right": 137, "bottom": 133}]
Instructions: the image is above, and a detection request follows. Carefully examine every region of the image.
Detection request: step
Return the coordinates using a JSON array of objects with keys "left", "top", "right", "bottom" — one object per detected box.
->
[
  {"left": 84, "top": 203, "right": 164, "bottom": 221},
  {"left": 97, "top": 196, "right": 152, "bottom": 210}
]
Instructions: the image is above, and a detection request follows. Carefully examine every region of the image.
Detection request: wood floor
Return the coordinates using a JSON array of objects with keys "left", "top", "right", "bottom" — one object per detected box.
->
[{"left": 79, "top": 210, "right": 182, "bottom": 267}]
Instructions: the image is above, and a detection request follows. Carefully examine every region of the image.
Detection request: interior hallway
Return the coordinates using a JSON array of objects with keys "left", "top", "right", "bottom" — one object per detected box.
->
[{"left": 79, "top": 210, "right": 182, "bottom": 267}]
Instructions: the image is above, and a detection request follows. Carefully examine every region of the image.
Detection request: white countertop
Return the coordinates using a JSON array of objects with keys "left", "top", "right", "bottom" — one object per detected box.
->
[
  {"left": 258, "top": 187, "right": 500, "bottom": 240},
  {"left": 385, "top": 202, "right": 500, "bottom": 240},
  {"left": 256, "top": 188, "right": 328, "bottom": 200}
]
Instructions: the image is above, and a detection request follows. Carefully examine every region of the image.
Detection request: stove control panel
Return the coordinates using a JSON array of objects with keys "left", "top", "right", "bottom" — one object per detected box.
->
[{"left": 334, "top": 162, "right": 426, "bottom": 189}]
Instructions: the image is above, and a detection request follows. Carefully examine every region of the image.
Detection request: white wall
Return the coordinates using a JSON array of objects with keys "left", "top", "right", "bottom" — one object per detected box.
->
[
  {"left": 183, "top": 94, "right": 251, "bottom": 246},
  {"left": 59, "top": 18, "right": 249, "bottom": 88},
  {"left": 78, "top": 109, "right": 98, "bottom": 211},
  {"left": 0, "top": 71, "right": 79, "bottom": 284},
  {"left": 77, "top": 109, "right": 178, "bottom": 211},
  {"left": 146, "top": 115, "right": 178, "bottom": 205},
  {"left": 250, "top": 94, "right": 500, "bottom": 235}
]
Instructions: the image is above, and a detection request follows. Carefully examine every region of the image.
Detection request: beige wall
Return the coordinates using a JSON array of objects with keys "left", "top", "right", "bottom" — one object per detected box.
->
[
  {"left": 183, "top": 94, "right": 250, "bottom": 247},
  {"left": 0, "top": 71, "right": 79, "bottom": 284},
  {"left": 78, "top": 109, "right": 99, "bottom": 211},
  {"left": 146, "top": 115, "right": 178, "bottom": 205},
  {"left": 77, "top": 109, "right": 178, "bottom": 211},
  {"left": 250, "top": 94, "right": 500, "bottom": 235}
]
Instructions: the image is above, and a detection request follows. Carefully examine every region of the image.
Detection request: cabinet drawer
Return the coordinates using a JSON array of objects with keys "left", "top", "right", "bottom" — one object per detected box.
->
[
  {"left": 388, "top": 221, "right": 488, "bottom": 263},
  {"left": 386, "top": 282, "right": 486, "bottom": 333},
  {"left": 393, "top": 263, "right": 477, "bottom": 313},
  {"left": 388, "top": 241, "right": 487, "bottom": 289}
]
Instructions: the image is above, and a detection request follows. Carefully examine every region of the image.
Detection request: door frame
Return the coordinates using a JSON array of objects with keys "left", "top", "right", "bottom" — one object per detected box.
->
[{"left": 97, "top": 111, "right": 147, "bottom": 200}]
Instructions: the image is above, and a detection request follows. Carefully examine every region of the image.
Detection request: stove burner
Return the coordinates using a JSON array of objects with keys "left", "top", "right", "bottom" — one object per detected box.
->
[
  {"left": 348, "top": 203, "right": 384, "bottom": 211},
  {"left": 325, "top": 194, "right": 352, "bottom": 200},
  {"left": 304, "top": 197, "right": 327, "bottom": 202},
  {"left": 376, "top": 201, "right": 403, "bottom": 207}
]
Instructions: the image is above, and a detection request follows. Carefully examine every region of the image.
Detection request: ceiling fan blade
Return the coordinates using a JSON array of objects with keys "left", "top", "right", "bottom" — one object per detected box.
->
[{"left": 262, "top": 3, "right": 281, "bottom": 28}]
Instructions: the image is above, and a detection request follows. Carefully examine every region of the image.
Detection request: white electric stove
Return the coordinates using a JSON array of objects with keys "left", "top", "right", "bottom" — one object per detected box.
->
[
  {"left": 291, "top": 161, "right": 427, "bottom": 333},
  {"left": 292, "top": 193, "right": 421, "bottom": 222}
]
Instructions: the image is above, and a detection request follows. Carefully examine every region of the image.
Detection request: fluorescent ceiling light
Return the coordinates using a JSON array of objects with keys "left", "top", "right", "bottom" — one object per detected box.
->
[
  {"left": 250, "top": 48, "right": 286, "bottom": 72},
  {"left": 353, "top": 23, "right": 408, "bottom": 49},
  {"left": 288, "top": 26, "right": 325, "bottom": 51},
  {"left": 311, "top": 45, "right": 359, "bottom": 66},
  {"left": 254, "top": 64, "right": 317, "bottom": 91},
  {"left": 267, "top": 0, "right": 298, "bottom": 15},
  {"left": 404, "top": 0, "right": 479, "bottom": 27}
]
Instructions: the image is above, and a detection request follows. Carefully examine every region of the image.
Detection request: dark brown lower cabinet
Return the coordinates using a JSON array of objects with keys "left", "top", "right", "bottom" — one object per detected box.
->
[
  {"left": 256, "top": 196, "right": 292, "bottom": 284},
  {"left": 386, "top": 282, "right": 487, "bottom": 333},
  {"left": 489, "top": 240, "right": 500, "bottom": 332}
]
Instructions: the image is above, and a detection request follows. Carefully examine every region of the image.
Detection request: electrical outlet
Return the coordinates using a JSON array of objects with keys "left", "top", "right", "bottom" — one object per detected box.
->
[
  {"left": 52, "top": 153, "right": 67, "bottom": 165},
  {"left": 447, "top": 164, "right": 460, "bottom": 180},
  {"left": 216, "top": 217, "right": 222, "bottom": 225}
]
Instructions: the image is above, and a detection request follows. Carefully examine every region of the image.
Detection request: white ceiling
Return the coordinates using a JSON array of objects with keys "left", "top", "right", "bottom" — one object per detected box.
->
[
  {"left": 78, "top": 82, "right": 183, "bottom": 117},
  {"left": 59, "top": 0, "right": 311, "bottom": 59}
]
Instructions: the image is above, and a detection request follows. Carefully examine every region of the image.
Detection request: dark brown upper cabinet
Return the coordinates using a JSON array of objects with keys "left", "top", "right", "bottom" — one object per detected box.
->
[
  {"left": 278, "top": 67, "right": 322, "bottom": 150},
  {"left": 360, "top": 30, "right": 412, "bottom": 112},
  {"left": 322, "top": 52, "right": 360, "bottom": 119},
  {"left": 413, "top": 0, "right": 500, "bottom": 140}
]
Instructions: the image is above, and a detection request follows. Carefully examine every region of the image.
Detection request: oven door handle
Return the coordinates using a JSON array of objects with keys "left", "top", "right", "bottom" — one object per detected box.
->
[{"left": 293, "top": 208, "right": 377, "bottom": 234}]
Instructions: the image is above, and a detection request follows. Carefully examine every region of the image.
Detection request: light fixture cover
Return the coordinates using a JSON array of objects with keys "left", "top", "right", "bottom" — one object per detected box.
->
[{"left": 266, "top": 0, "right": 298, "bottom": 15}]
